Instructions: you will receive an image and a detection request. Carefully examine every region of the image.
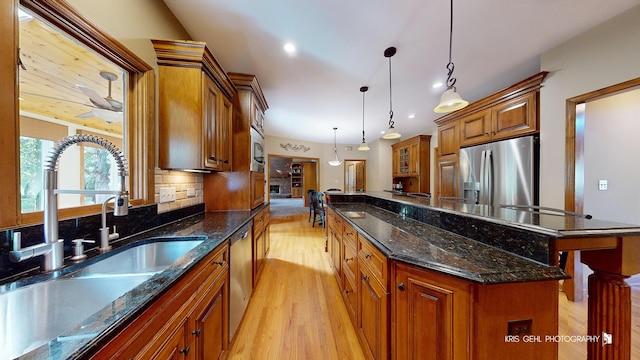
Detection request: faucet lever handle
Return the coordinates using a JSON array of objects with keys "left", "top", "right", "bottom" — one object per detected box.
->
[{"left": 12, "top": 232, "right": 21, "bottom": 251}]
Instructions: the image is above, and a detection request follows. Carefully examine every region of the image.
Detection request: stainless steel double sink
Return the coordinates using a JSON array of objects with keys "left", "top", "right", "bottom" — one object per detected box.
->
[{"left": 0, "top": 238, "right": 204, "bottom": 359}]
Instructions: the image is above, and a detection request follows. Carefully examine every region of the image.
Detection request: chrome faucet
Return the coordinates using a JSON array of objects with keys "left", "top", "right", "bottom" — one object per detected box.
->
[{"left": 10, "top": 134, "right": 129, "bottom": 272}]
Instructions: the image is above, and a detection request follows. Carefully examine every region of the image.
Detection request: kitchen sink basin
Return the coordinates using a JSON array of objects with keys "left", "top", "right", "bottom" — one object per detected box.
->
[
  {"left": 72, "top": 239, "right": 204, "bottom": 277},
  {"left": 343, "top": 211, "right": 366, "bottom": 219},
  {"left": 0, "top": 238, "right": 204, "bottom": 359}
]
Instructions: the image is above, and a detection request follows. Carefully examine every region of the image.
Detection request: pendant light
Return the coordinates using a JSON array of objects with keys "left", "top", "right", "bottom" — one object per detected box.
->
[
  {"left": 358, "top": 86, "right": 370, "bottom": 151},
  {"left": 328, "top": 127, "right": 342, "bottom": 166},
  {"left": 434, "top": 0, "right": 469, "bottom": 113},
  {"left": 382, "top": 47, "right": 401, "bottom": 139}
]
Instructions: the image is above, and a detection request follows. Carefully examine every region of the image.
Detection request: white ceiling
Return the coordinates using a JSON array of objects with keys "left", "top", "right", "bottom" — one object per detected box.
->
[{"left": 163, "top": 0, "right": 640, "bottom": 145}]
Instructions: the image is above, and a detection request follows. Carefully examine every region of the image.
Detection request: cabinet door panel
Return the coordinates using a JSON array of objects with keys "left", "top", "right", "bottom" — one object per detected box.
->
[
  {"left": 460, "top": 109, "right": 491, "bottom": 147},
  {"left": 217, "top": 94, "right": 233, "bottom": 170},
  {"left": 437, "top": 122, "right": 458, "bottom": 157},
  {"left": 438, "top": 159, "right": 458, "bottom": 198},
  {"left": 491, "top": 93, "right": 536, "bottom": 140},
  {"left": 358, "top": 265, "right": 388, "bottom": 360},
  {"left": 203, "top": 76, "right": 220, "bottom": 169},
  {"left": 193, "top": 274, "right": 228, "bottom": 360}
]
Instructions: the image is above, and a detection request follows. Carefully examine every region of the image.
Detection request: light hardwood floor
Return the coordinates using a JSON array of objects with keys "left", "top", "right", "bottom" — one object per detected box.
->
[{"left": 228, "top": 213, "right": 640, "bottom": 359}]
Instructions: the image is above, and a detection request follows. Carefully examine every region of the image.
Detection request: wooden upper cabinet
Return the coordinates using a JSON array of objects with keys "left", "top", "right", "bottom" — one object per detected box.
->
[
  {"left": 153, "top": 39, "right": 236, "bottom": 171},
  {"left": 391, "top": 135, "right": 431, "bottom": 193},
  {"left": 459, "top": 109, "right": 491, "bottom": 147},
  {"left": 491, "top": 92, "right": 537, "bottom": 141},
  {"left": 437, "top": 121, "right": 459, "bottom": 158}
]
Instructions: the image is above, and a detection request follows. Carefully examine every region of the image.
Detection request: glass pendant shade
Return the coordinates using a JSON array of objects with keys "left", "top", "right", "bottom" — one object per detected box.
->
[
  {"left": 434, "top": 88, "right": 469, "bottom": 113},
  {"left": 382, "top": 126, "right": 401, "bottom": 139},
  {"left": 358, "top": 142, "right": 370, "bottom": 151},
  {"left": 328, "top": 127, "right": 342, "bottom": 166}
]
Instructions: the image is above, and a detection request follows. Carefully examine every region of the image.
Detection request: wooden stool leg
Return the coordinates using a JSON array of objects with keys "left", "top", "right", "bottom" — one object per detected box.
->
[{"left": 587, "top": 270, "right": 631, "bottom": 359}]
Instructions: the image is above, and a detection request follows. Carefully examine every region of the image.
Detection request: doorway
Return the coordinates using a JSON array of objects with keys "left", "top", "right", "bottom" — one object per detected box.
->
[
  {"left": 344, "top": 160, "right": 366, "bottom": 192},
  {"left": 564, "top": 76, "right": 640, "bottom": 301},
  {"left": 268, "top": 154, "right": 319, "bottom": 207}
]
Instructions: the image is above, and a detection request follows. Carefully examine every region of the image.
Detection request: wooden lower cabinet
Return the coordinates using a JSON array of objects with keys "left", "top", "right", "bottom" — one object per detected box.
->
[
  {"left": 358, "top": 262, "right": 388, "bottom": 360},
  {"left": 92, "top": 242, "right": 229, "bottom": 360},
  {"left": 392, "top": 262, "right": 558, "bottom": 360},
  {"left": 252, "top": 206, "right": 270, "bottom": 287}
]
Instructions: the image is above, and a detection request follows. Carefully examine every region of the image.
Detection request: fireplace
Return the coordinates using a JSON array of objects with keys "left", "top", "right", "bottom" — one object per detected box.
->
[{"left": 270, "top": 185, "right": 280, "bottom": 194}]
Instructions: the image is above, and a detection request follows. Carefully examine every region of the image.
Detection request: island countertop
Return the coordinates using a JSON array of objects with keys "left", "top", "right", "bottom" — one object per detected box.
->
[
  {"left": 328, "top": 191, "right": 640, "bottom": 237},
  {"left": 329, "top": 202, "right": 568, "bottom": 284}
]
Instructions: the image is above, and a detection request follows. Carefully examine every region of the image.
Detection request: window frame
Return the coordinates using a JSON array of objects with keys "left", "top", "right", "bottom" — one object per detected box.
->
[{"left": 1, "top": 0, "right": 154, "bottom": 228}]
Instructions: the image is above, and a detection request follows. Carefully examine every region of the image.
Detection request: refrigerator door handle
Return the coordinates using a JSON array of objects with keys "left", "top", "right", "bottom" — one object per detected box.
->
[
  {"left": 485, "top": 150, "right": 493, "bottom": 205},
  {"left": 479, "top": 150, "right": 486, "bottom": 204}
]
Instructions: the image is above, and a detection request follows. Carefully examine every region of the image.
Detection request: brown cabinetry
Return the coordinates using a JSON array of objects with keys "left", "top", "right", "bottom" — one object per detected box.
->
[
  {"left": 434, "top": 72, "right": 547, "bottom": 199},
  {"left": 357, "top": 233, "right": 389, "bottom": 360},
  {"left": 390, "top": 135, "right": 431, "bottom": 193},
  {"left": 93, "top": 242, "right": 230, "bottom": 360},
  {"left": 252, "top": 205, "right": 270, "bottom": 287},
  {"left": 203, "top": 73, "right": 269, "bottom": 210},
  {"left": 153, "top": 39, "right": 236, "bottom": 172},
  {"left": 393, "top": 261, "right": 558, "bottom": 360},
  {"left": 291, "top": 163, "right": 303, "bottom": 198}
]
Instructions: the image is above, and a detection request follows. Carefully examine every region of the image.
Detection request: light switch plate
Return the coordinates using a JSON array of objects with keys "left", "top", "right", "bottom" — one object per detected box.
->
[
  {"left": 159, "top": 187, "right": 176, "bottom": 203},
  {"left": 598, "top": 180, "right": 608, "bottom": 191}
]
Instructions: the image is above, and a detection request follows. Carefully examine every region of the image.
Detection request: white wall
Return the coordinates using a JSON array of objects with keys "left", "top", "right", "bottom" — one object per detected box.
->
[
  {"left": 583, "top": 89, "right": 640, "bottom": 224},
  {"left": 540, "top": 5, "right": 640, "bottom": 210}
]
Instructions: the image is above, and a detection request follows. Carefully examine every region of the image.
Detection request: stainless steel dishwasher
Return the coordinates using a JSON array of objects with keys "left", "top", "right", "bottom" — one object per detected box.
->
[{"left": 229, "top": 222, "right": 253, "bottom": 339}]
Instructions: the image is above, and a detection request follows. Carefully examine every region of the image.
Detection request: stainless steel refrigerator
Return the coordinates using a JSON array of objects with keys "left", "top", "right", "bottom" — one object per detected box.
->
[{"left": 458, "top": 135, "right": 538, "bottom": 206}]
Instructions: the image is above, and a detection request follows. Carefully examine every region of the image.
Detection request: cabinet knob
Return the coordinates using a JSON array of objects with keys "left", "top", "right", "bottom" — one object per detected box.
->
[
  {"left": 192, "top": 328, "right": 202, "bottom": 336},
  {"left": 363, "top": 275, "right": 370, "bottom": 281},
  {"left": 345, "top": 289, "right": 351, "bottom": 294},
  {"left": 215, "top": 261, "right": 224, "bottom": 266},
  {"left": 180, "top": 346, "right": 190, "bottom": 355},
  {"left": 344, "top": 257, "right": 352, "bottom": 262},
  {"left": 365, "top": 254, "right": 371, "bottom": 259},
  {"left": 398, "top": 282, "right": 406, "bottom": 291}
]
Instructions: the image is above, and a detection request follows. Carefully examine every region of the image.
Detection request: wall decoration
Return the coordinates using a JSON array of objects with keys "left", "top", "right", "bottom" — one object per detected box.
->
[{"left": 280, "top": 143, "right": 310, "bottom": 152}]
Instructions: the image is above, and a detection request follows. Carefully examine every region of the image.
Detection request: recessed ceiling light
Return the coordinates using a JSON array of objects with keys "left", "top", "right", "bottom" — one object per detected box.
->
[
  {"left": 284, "top": 42, "right": 296, "bottom": 55},
  {"left": 380, "top": 130, "right": 386, "bottom": 134},
  {"left": 408, "top": 114, "right": 416, "bottom": 119},
  {"left": 432, "top": 82, "right": 443, "bottom": 88}
]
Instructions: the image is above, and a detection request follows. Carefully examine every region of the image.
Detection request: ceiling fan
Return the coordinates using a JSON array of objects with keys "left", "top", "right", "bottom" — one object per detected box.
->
[{"left": 75, "top": 71, "right": 123, "bottom": 123}]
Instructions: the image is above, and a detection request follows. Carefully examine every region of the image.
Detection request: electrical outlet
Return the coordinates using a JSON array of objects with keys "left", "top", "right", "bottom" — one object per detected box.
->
[
  {"left": 187, "top": 188, "right": 196, "bottom": 197},
  {"left": 598, "top": 180, "right": 608, "bottom": 191},
  {"left": 159, "top": 187, "right": 176, "bottom": 203},
  {"left": 508, "top": 319, "right": 532, "bottom": 336}
]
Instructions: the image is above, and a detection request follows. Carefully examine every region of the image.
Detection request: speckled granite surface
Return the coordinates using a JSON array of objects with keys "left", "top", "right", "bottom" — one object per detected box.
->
[
  {"left": 331, "top": 203, "right": 568, "bottom": 284},
  {"left": 2, "top": 207, "right": 262, "bottom": 360}
]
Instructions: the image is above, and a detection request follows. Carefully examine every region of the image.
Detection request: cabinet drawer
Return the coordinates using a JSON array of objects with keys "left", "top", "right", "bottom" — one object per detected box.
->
[
  {"left": 342, "top": 241, "right": 358, "bottom": 285},
  {"left": 343, "top": 223, "right": 357, "bottom": 249},
  {"left": 342, "top": 273, "right": 358, "bottom": 325},
  {"left": 263, "top": 207, "right": 270, "bottom": 227},
  {"left": 253, "top": 211, "right": 265, "bottom": 237},
  {"left": 358, "top": 234, "right": 388, "bottom": 289},
  {"left": 203, "top": 243, "right": 229, "bottom": 284}
]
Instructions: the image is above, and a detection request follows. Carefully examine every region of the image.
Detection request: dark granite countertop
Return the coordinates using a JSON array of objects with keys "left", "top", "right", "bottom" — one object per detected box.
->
[
  {"left": 4, "top": 208, "right": 261, "bottom": 360},
  {"left": 330, "top": 203, "right": 568, "bottom": 284},
  {"left": 330, "top": 191, "right": 640, "bottom": 237}
]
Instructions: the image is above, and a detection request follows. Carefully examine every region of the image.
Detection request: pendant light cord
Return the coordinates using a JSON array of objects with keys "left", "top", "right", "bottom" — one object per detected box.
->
[
  {"left": 388, "top": 56, "right": 394, "bottom": 126},
  {"left": 362, "top": 89, "right": 366, "bottom": 142},
  {"left": 445, "top": 0, "right": 457, "bottom": 90}
]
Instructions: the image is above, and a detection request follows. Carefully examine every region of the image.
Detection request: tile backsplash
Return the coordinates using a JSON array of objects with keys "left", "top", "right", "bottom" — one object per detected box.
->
[{"left": 154, "top": 168, "right": 204, "bottom": 213}]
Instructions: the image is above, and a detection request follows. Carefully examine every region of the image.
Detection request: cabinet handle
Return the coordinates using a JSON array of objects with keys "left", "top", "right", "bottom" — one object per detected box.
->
[
  {"left": 344, "top": 257, "right": 352, "bottom": 262},
  {"left": 208, "top": 156, "right": 217, "bottom": 161},
  {"left": 345, "top": 289, "right": 351, "bottom": 294},
  {"left": 363, "top": 275, "right": 369, "bottom": 281},
  {"left": 398, "top": 282, "right": 406, "bottom": 291},
  {"left": 192, "top": 328, "right": 202, "bottom": 336},
  {"left": 215, "top": 260, "right": 224, "bottom": 266},
  {"left": 180, "top": 346, "right": 190, "bottom": 355},
  {"left": 221, "top": 159, "right": 229, "bottom": 164},
  {"left": 365, "top": 254, "right": 371, "bottom": 259}
]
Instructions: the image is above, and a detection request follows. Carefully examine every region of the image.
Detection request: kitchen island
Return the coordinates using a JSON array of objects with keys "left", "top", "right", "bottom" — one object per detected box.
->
[{"left": 326, "top": 191, "right": 640, "bottom": 360}]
